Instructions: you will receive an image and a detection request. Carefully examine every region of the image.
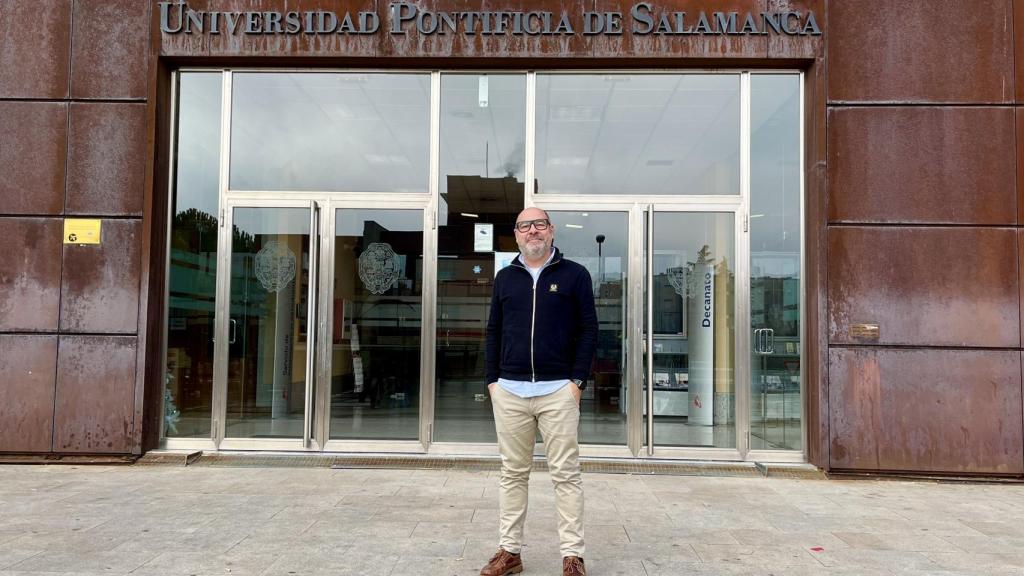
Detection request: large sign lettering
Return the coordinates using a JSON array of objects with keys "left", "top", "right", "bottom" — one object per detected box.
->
[{"left": 159, "top": 1, "right": 821, "bottom": 38}]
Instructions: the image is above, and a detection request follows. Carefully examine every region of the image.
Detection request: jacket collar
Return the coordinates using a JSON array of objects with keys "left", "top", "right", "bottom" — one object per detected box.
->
[{"left": 511, "top": 246, "right": 561, "bottom": 270}]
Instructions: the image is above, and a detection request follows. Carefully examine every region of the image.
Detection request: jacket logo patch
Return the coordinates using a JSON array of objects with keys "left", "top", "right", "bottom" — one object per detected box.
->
[{"left": 549, "top": 283, "right": 558, "bottom": 292}]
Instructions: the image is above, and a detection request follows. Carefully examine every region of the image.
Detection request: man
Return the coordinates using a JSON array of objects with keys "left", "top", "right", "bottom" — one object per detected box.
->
[{"left": 480, "top": 207, "right": 598, "bottom": 576}]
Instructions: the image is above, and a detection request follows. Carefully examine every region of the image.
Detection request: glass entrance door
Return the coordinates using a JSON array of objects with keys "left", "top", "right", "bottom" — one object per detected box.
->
[
  {"left": 215, "top": 201, "right": 319, "bottom": 448},
  {"left": 642, "top": 209, "right": 738, "bottom": 456},
  {"left": 323, "top": 207, "right": 426, "bottom": 445}
]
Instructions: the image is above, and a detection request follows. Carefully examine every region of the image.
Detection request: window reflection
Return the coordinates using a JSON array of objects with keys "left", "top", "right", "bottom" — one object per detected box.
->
[
  {"left": 536, "top": 74, "right": 740, "bottom": 195},
  {"left": 434, "top": 74, "right": 526, "bottom": 443},
  {"left": 230, "top": 73, "right": 431, "bottom": 193},
  {"left": 750, "top": 74, "right": 802, "bottom": 451},
  {"left": 164, "top": 72, "right": 222, "bottom": 439}
]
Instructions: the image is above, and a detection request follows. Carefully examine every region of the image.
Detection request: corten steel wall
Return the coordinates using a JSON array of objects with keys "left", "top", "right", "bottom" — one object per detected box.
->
[
  {"left": 0, "top": 0, "right": 153, "bottom": 455},
  {"left": 826, "top": 0, "right": 1024, "bottom": 475}
]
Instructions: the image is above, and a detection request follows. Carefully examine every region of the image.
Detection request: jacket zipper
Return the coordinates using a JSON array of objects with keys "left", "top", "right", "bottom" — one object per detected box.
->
[
  {"left": 511, "top": 253, "right": 561, "bottom": 383},
  {"left": 530, "top": 283, "right": 537, "bottom": 382}
]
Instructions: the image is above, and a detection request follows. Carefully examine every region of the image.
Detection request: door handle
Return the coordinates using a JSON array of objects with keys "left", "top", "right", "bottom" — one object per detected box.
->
[
  {"left": 229, "top": 318, "right": 237, "bottom": 344},
  {"left": 753, "top": 328, "right": 774, "bottom": 355}
]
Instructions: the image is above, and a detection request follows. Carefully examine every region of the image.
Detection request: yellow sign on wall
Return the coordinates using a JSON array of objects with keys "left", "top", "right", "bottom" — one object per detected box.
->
[{"left": 64, "top": 219, "right": 102, "bottom": 244}]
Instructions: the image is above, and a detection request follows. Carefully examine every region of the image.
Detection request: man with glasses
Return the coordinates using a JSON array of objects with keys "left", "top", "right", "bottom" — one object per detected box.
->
[{"left": 480, "top": 207, "right": 598, "bottom": 576}]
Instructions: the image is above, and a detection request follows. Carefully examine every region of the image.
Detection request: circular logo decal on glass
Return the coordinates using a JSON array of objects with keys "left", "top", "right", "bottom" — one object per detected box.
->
[
  {"left": 666, "top": 266, "right": 687, "bottom": 297},
  {"left": 358, "top": 242, "right": 400, "bottom": 295},
  {"left": 254, "top": 240, "right": 297, "bottom": 293}
]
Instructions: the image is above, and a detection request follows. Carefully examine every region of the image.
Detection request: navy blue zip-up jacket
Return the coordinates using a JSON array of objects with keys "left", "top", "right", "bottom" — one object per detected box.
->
[{"left": 485, "top": 247, "right": 599, "bottom": 386}]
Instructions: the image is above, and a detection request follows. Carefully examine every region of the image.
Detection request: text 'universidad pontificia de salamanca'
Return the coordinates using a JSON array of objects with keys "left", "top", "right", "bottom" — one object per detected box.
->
[{"left": 159, "top": 2, "right": 822, "bottom": 37}]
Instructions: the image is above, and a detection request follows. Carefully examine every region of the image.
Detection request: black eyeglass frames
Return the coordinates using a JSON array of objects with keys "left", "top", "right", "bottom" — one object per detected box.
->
[{"left": 514, "top": 219, "right": 550, "bottom": 232}]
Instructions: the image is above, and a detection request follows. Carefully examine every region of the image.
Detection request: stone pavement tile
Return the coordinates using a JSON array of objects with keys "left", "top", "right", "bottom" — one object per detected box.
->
[
  {"left": 586, "top": 540, "right": 701, "bottom": 564},
  {"left": 371, "top": 506, "right": 474, "bottom": 523},
  {"left": 412, "top": 522, "right": 496, "bottom": 539},
  {"left": 578, "top": 524, "right": 630, "bottom": 545},
  {"left": 728, "top": 528, "right": 848, "bottom": 550},
  {"left": 432, "top": 495, "right": 497, "bottom": 510},
  {"left": 259, "top": 547, "right": 397, "bottom": 576},
  {"left": 129, "top": 549, "right": 282, "bottom": 576},
  {"left": 811, "top": 547, "right": 943, "bottom": 572},
  {"left": 345, "top": 535, "right": 467, "bottom": 558},
  {"left": 6, "top": 546, "right": 157, "bottom": 574},
  {"left": 962, "top": 520, "right": 1024, "bottom": 539},
  {"left": 766, "top": 513, "right": 873, "bottom": 533},
  {"left": 0, "top": 550, "right": 41, "bottom": 572},
  {"left": 586, "top": 507, "right": 673, "bottom": 526},
  {"left": 832, "top": 531, "right": 958, "bottom": 552},
  {"left": 666, "top": 509, "right": 778, "bottom": 531},
  {"left": 5, "top": 529, "right": 128, "bottom": 555},
  {"left": 692, "top": 543, "right": 822, "bottom": 568},
  {"left": 625, "top": 524, "right": 740, "bottom": 546},
  {"left": 302, "top": 519, "right": 419, "bottom": 539},
  {"left": 938, "top": 531, "right": 1024, "bottom": 554},
  {"left": 923, "top": 551, "right": 1024, "bottom": 575},
  {"left": 388, "top": 557, "right": 480, "bottom": 576}
]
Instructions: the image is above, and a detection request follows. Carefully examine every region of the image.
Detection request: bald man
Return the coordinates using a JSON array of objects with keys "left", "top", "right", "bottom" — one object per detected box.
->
[{"left": 480, "top": 207, "right": 598, "bottom": 576}]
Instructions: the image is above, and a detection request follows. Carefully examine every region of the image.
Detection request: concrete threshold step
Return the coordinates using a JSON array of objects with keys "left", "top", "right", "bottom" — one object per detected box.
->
[{"left": 137, "top": 450, "right": 825, "bottom": 479}]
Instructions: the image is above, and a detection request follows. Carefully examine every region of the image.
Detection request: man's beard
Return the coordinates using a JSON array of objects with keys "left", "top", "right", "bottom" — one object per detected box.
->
[{"left": 519, "top": 238, "right": 548, "bottom": 260}]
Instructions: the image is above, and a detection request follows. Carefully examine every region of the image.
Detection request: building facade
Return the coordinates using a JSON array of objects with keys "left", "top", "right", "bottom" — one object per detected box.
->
[{"left": 0, "top": 0, "right": 1021, "bottom": 477}]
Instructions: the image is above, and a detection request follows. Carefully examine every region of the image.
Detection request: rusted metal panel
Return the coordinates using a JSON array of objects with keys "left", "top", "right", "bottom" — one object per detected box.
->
[
  {"left": 828, "top": 107, "right": 1016, "bottom": 225},
  {"left": 828, "top": 0, "right": 1014, "bottom": 103},
  {"left": 828, "top": 226, "right": 1020, "bottom": 348},
  {"left": 0, "top": 102, "right": 69, "bottom": 216},
  {"left": 1016, "top": 0, "right": 1024, "bottom": 103},
  {"left": 60, "top": 219, "right": 142, "bottom": 334},
  {"left": 71, "top": 0, "right": 151, "bottom": 100},
  {"left": 829, "top": 347, "right": 1024, "bottom": 475},
  {"left": 1018, "top": 108, "right": 1024, "bottom": 225},
  {"left": 0, "top": 0, "right": 72, "bottom": 99},
  {"left": 0, "top": 335, "right": 58, "bottom": 453},
  {"left": 66, "top": 103, "right": 147, "bottom": 216},
  {"left": 54, "top": 336, "right": 137, "bottom": 454},
  {"left": 0, "top": 218, "right": 63, "bottom": 332}
]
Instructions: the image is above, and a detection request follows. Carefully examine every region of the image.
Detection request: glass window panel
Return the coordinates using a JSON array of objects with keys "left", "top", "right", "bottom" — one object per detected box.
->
[
  {"left": 750, "top": 74, "right": 802, "bottom": 451},
  {"left": 331, "top": 209, "right": 423, "bottom": 441},
  {"left": 549, "top": 211, "right": 629, "bottom": 446},
  {"left": 536, "top": 74, "right": 740, "bottom": 196},
  {"left": 434, "top": 74, "right": 526, "bottom": 443},
  {"left": 164, "top": 72, "right": 222, "bottom": 439},
  {"left": 230, "top": 73, "right": 431, "bottom": 193},
  {"left": 644, "top": 212, "right": 735, "bottom": 449},
  {"left": 225, "top": 207, "right": 312, "bottom": 439}
]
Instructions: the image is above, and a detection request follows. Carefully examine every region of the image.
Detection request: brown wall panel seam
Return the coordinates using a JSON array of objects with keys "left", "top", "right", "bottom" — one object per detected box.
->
[
  {"left": 827, "top": 223, "right": 1021, "bottom": 229},
  {"left": 826, "top": 102, "right": 1016, "bottom": 108},
  {"left": 0, "top": 214, "right": 145, "bottom": 220},
  {"left": 52, "top": 0, "right": 77, "bottom": 454},
  {"left": 0, "top": 98, "right": 147, "bottom": 104},
  {"left": 829, "top": 344, "right": 1024, "bottom": 352}
]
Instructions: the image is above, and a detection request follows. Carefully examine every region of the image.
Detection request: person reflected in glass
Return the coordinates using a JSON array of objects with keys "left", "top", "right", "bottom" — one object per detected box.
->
[{"left": 480, "top": 207, "right": 598, "bottom": 576}]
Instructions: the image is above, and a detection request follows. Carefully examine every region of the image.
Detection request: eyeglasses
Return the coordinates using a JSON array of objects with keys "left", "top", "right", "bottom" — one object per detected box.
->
[{"left": 515, "top": 219, "right": 550, "bottom": 233}]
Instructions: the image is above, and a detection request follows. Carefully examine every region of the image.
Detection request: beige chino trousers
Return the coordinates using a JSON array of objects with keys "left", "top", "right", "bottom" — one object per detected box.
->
[{"left": 490, "top": 383, "right": 585, "bottom": 558}]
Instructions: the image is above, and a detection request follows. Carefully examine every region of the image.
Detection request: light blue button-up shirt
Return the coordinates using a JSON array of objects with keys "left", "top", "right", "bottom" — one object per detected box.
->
[{"left": 497, "top": 248, "right": 568, "bottom": 398}]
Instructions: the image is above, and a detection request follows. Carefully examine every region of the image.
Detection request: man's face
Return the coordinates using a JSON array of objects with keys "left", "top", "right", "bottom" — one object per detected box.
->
[{"left": 514, "top": 208, "right": 554, "bottom": 260}]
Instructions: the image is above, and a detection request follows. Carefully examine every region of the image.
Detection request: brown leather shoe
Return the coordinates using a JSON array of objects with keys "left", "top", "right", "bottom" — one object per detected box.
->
[
  {"left": 479, "top": 548, "right": 522, "bottom": 576},
  {"left": 562, "top": 555, "right": 586, "bottom": 576}
]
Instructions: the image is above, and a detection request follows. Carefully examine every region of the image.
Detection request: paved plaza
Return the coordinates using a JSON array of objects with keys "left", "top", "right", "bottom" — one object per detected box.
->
[{"left": 1, "top": 462, "right": 1023, "bottom": 575}]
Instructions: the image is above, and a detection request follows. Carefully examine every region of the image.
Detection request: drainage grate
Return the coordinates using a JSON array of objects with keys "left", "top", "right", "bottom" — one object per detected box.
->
[{"left": 139, "top": 451, "right": 824, "bottom": 479}]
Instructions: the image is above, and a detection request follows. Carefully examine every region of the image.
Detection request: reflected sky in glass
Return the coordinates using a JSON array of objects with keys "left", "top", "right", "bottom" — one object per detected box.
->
[
  {"left": 175, "top": 73, "right": 221, "bottom": 218},
  {"left": 536, "top": 74, "right": 740, "bottom": 195},
  {"left": 230, "top": 73, "right": 431, "bottom": 193},
  {"left": 751, "top": 74, "right": 801, "bottom": 274}
]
